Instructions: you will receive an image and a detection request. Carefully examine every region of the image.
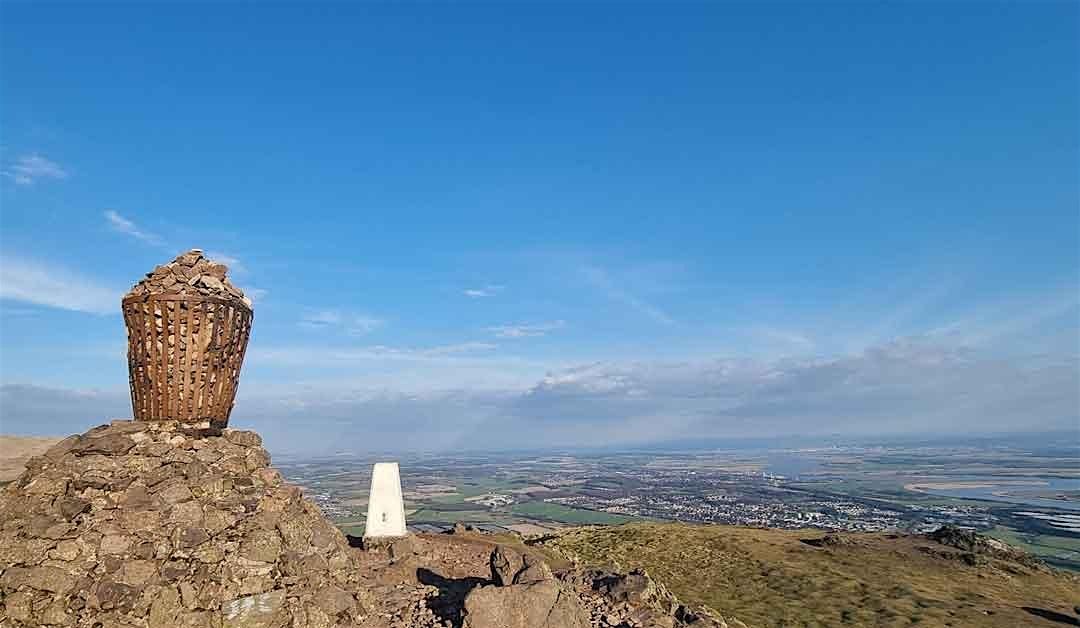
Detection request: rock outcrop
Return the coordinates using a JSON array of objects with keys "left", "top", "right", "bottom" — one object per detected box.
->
[
  {"left": 924, "top": 524, "right": 1048, "bottom": 572},
  {"left": 0, "top": 420, "right": 441, "bottom": 628},
  {"left": 457, "top": 544, "right": 729, "bottom": 628},
  {"left": 560, "top": 568, "right": 733, "bottom": 628}
]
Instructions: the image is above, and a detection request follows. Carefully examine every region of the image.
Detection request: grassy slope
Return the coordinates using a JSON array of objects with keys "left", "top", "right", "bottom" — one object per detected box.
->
[{"left": 544, "top": 522, "right": 1080, "bottom": 628}]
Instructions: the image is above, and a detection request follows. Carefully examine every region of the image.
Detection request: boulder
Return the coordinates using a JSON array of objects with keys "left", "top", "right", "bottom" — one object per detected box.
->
[
  {"left": 490, "top": 545, "right": 524, "bottom": 586},
  {"left": 490, "top": 545, "right": 553, "bottom": 586},
  {"left": 515, "top": 553, "right": 554, "bottom": 584},
  {"left": 462, "top": 580, "right": 590, "bottom": 628},
  {"left": 596, "top": 568, "right": 658, "bottom": 605}
]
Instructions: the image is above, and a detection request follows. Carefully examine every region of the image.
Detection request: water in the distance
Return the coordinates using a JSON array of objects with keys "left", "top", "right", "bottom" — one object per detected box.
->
[
  {"left": 765, "top": 454, "right": 821, "bottom": 479},
  {"left": 917, "top": 477, "right": 1080, "bottom": 512}
]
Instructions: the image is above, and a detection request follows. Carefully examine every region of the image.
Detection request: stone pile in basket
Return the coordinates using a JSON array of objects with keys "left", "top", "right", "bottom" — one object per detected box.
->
[
  {"left": 125, "top": 249, "right": 252, "bottom": 308},
  {"left": 122, "top": 250, "right": 253, "bottom": 428}
]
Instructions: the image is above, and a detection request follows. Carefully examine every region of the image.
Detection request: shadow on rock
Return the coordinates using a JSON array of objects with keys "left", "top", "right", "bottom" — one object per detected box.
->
[
  {"left": 1022, "top": 607, "right": 1080, "bottom": 626},
  {"left": 417, "top": 567, "right": 489, "bottom": 627}
]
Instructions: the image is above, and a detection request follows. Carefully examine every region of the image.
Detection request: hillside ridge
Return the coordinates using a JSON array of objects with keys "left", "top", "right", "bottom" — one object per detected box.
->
[{"left": 541, "top": 521, "right": 1080, "bottom": 627}]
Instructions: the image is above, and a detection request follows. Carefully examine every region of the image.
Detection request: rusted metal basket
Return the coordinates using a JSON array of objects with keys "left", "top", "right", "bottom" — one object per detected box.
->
[{"left": 122, "top": 294, "right": 253, "bottom": 427}]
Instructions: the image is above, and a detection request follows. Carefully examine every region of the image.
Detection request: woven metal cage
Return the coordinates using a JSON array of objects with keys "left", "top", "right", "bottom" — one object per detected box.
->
[{"left": 122, "top": 294, "right": 253, "bottom": 427}]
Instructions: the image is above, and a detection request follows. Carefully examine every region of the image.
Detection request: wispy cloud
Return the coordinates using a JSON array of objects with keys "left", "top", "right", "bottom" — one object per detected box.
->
[
  {"left": 416, "top": 342, "right": 499, "bottom": 356},
  {"left": 347, "top": 316, "right": 384, "bottom": 336},
  {"left": 300, "top": 309, "right": 384, "bottom": 336},
  {"left": 0, "top": 255, "right": 121, "bottom": 314},
  {"left": 252, "top": 341, "right": 499, "bottom": 365},
  {"left": 931, "top": 284, "right": 1080, "bottom": 348},
  {"left": 464, "top": 285, "right": 504, "bottom": 298},
  {"left": 243, "top": 341, "right": 541, "bottom": 401},
  {"left": 205, "top": 251, "right": 245, "bottom": 273},
  {"left": 746, "top": 326, "right": 816, "bottom": 354},
  {"left": 580, "top": 265, "right": 674, "bottom": 325},
  {"left": 245, "top": 288, "right": 269, "bottom": 302},
  {"left": 101, "top": 214, "right": 247, "bottom": 273},
  {"left": 487, "top": 320, "right": 565, "bottom": 338},
  {"left": 2, "top": 154, "right": 68, "bottom": 186},
  {"left": 300, "top": 310, "right": 343, "bottom": 327},
  {"left": 103, "top": 210, "right": 164, "bottom": 246}
]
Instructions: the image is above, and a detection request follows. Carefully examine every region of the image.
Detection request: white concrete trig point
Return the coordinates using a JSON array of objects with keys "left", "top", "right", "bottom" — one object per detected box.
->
[{"left": 364, "top": 462, "right": 407, "bottom": 539}]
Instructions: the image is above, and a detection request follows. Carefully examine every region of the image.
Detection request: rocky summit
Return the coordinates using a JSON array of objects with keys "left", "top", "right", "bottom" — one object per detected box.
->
[
  {"left": 0, "top": 420, "right": 733, "bottom": 628},
  {"left": 0, "top": 419, "right": 429, "bottom": 628}
]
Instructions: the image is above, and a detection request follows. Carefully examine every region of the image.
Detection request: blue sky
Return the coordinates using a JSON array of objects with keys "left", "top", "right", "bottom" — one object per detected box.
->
[{"left": 1, "top": 2, "right": 1077, "bottom": 453}]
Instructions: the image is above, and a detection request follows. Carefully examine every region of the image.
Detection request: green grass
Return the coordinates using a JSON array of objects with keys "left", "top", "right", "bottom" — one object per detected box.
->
[
  {"left": 509, "top": 501, "right": 636, "bottom": 525},
  {"left": 986, "top": 525, "right": 1080, "bottom": 568},
  {"left": 545, "top": 522, "right": 1080, "bottom": 628},
  {"left": 426, "top": 493, "right": 468, "bottom": 505},
  {"left": 410, "top": 508, "right": 503, "bottom": 523}
]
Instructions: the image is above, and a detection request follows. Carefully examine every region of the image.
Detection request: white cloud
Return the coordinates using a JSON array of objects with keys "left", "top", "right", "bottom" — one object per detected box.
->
[
  {"left": 103, "top": 210, "right": 163, "bottom": 246},
  {"left": 495, "top": 338, "right": 1080, "bottom": 451},
  {"left": 220, "top": 338, "right": 1080, "bottom": 451},
  {"left": 464, "top": 285, "right": 504, "bottom": 298},
  {"left": 245, "top": 288, "right": 269, "bottom": 302},
  {"left": 5, "top": 336, "right": 1076, "bottom": 453},
  {"left": 487, "top": 320, "right": 565, "bottom": 338},
  {"left": 2, "top": 154, "right": 68, "bottom": 186},
  {"left": 299, "top": 309, "right": 384, "bottom": 335},
  {"left": 0, "top": 255, "right": 121, "bottom": 315},
  {"left": 205, "top": 251, "right": 245, "bottom": 273}
]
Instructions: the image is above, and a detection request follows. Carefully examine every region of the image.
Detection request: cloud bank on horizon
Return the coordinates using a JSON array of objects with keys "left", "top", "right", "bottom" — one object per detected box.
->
[
  {"left": 1, "top": 2, "right": 1077, "bottom": 453},
  {"left": 2, "top": 333, "right": 1077, "bottom": 454}
]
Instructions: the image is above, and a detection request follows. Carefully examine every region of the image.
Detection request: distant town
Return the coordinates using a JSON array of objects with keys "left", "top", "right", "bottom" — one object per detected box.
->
[{"left": 276, "top": 436, "right": 1080, "bottom": 571}]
